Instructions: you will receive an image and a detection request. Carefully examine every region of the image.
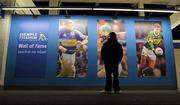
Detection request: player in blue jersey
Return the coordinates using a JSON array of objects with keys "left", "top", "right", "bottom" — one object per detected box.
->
[{"left": 57, "top": 20, "right": 88, "bottom": 77}]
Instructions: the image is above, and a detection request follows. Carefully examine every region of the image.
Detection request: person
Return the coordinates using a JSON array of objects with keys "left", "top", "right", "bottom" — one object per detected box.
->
[
  {"left": 57, "top": 20, "right": 88, "bottom": 77},
  {"left": 101, "top": 32, "right": 123, "bottom": 93},
  {"left": 97, "top": 23, "right": 112, "bottom": 77},
  {"left": 138, "top": 23, "right": 163, "bottom": 77}
]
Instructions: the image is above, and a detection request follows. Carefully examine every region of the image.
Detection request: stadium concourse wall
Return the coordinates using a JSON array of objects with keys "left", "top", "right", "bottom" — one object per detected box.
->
[
  {"left": 174, "top": 40, "right": 180, "bottom": 91},
  {"left": 0, "top": 14, "right": 11, "bottom": 87},
  {"left": 1, "top": 15, "right": 177, "bottom": 89}
]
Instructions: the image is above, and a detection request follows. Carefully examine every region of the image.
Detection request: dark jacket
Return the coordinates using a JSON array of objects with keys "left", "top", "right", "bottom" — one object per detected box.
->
[{"left": 101, "top": 38, "right": 123, "bottom": 66}]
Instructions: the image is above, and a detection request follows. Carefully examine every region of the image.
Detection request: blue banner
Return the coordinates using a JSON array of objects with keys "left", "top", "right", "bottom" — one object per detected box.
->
[
  {"left": 5, "top": 16, "right": 176, "bottom": 87},
  {"left": 14, "top": 21, "right": 48, "bottom": 78}
]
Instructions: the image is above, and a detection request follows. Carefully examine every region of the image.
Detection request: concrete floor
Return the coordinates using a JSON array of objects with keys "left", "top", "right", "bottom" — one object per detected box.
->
[{"left": 0, "top": 90, "right": 180, "bottom": 105}]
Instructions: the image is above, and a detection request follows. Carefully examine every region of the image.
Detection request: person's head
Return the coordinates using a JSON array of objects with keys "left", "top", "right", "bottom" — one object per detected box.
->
[
  {"left": 63, "top": 20, "right": 74, "bottom": 31},
  {"left": 109, "top": 32, "right": 117, "bottom": 39},
  {"left": 153, "top": 23, "right": 161, "bottom": 34}
]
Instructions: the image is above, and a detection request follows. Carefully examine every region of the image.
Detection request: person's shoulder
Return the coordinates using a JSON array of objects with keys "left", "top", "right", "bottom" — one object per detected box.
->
[
  {"left": 117, "top": 41, "right": 121, "bottom": 44},
  {"left": 103, "top": 41, "right": 108, "bottom": 45},
  {"left": 148, "top": 31, "right": 154, "bottom": 35},
  {"left": 59, "top": 28, "right": 65, "bottom": 33},
  {"left": 118, "top": 42, "right": 122, "bottom": 47},
  {"left": 73, "top": 29, "right": 82, "bottom": 34},
  {"left": 102, "top": 41, "right": 109, "bottom": 47}
]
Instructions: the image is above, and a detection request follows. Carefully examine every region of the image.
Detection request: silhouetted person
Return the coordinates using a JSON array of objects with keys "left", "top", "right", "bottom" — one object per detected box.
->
[{"left": 101, "top": 32, "right": 123, "bottom": 93}]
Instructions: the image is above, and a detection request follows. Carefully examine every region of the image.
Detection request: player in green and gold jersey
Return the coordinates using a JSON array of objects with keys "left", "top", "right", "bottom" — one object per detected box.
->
[{"left": 138, "top": 23, "right": 163, "bottom": 77}]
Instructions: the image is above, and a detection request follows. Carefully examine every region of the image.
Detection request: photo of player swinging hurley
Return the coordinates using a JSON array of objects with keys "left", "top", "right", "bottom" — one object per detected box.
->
[
  {"left": 97, "top": 20, "right": 128, "bottom": 78},
  {"left": 136, "top": 21, "right": 166, "bottom": 77},
  {"left": 57, "top": 19, "right": 88, "bottom": 78}
]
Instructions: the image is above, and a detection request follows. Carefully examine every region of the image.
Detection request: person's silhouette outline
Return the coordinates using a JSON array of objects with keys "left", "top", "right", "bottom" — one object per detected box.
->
[{"left": 101, "top": 32, "right": 123, "bottom": 93}]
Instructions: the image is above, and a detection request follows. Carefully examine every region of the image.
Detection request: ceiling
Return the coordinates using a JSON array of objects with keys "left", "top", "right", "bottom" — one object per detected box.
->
[
  {"left": 30, "top": 0, "right": 178, "bottom": 18},
  {"left": 0, "top": 0, "right": 179, "bottom": 39},
  {"left": 32, "top": 0, "right": 180, "bottom": 5}
]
